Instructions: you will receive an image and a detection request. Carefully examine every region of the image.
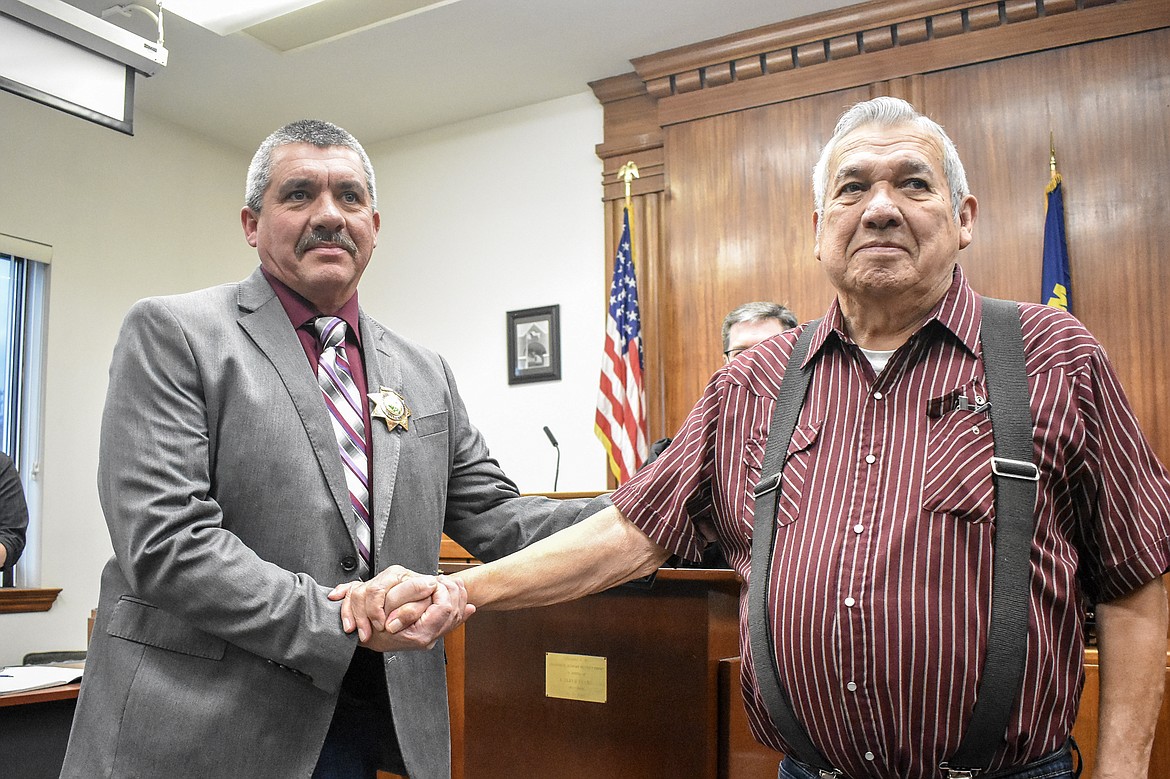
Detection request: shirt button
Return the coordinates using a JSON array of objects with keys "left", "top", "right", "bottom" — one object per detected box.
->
[
  {"left": 873, "top": 391, "right": 883, "bottom": 400},
  {"left": 846, "top": 681, "right": 858, "bottom": 692},
  {"left": 853, "top": 524, "right": 864, "bottom": 534},
  {"left": 864, "top": 751, "right": 875, "bottom": 761},
  {"left": 864, "top": 454, "right": 876, "bottom": 464},
  {"left": 844, "top": 597, "right": 855, "bottom": 607},
  {"left": 971, "top": 425, "right": 981, "bottom": 434}
]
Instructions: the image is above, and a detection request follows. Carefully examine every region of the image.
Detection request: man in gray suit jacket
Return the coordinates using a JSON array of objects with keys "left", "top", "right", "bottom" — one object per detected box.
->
[{"left": 61, "top": 119, "right": 605, "bottom": 779}]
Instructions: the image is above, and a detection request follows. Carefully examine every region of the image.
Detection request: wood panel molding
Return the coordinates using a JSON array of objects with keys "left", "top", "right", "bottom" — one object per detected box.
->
[
  {"left": 590, "top": 73, "right": 666, "bottom": 200},
  {"left": 0, "top": 587, "right": 61, "bottom": 614},
  {"left": 630, "top": 0, "right": 1168, "bottom": 127}
]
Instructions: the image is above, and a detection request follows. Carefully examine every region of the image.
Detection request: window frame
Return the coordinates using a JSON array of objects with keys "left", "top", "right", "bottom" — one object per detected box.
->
[{"left": 0, "top": 234, "right": 52, "bottom": 611}]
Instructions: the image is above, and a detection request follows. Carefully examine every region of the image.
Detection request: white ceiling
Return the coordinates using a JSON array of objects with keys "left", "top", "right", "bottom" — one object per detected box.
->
[{"left": 62, "top": 0, "right": 861, "bottom": 152}]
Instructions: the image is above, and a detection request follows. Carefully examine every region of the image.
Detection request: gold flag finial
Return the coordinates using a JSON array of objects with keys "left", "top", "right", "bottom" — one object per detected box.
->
[
  {"left": 1049, "top": 131, "right": 1058, "bottom": 176},
  {"left": 618, "top": 161, "right": 639, "bottom": 209}
]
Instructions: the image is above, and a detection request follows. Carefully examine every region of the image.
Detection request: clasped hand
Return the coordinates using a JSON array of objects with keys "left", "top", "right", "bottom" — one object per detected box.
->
[{"left": 329, "top": 565, "right": 475, "bottom": 651}]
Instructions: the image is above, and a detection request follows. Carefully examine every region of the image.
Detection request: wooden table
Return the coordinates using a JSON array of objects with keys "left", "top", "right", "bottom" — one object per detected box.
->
[{"left": 0, "top": 683, "right": 80, "bottom": 778}]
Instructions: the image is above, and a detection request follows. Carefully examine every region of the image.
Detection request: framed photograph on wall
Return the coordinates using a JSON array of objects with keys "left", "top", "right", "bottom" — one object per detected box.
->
[{"left": 506, "top": 305, "right": 561, "bottom": 384}]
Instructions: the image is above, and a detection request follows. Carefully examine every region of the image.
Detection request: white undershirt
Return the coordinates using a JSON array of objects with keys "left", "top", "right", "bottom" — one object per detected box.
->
[{"left": 859, "top": 346, "right": 896, "bottom": 374}]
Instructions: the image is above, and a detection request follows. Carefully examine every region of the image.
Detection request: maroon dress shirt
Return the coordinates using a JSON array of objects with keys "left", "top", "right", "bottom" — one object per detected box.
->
[{"left": 612, "top": 266, "right": 1170, "bottom": 778}]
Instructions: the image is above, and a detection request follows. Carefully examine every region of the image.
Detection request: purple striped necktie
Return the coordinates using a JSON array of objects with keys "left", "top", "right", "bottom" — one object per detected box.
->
[{"left": 313, "top": 316, "right": 371, "bottom": 577}]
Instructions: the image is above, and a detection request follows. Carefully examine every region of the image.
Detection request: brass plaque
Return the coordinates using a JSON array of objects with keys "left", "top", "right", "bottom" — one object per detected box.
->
[{"left": 545, "top": 652, "right": 607, "bottom": 703}]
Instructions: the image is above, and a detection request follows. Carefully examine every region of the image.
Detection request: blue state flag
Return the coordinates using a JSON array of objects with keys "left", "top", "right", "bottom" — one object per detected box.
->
[{"left": 1042, "top": 172, "right": 1072, "bottom": 312}]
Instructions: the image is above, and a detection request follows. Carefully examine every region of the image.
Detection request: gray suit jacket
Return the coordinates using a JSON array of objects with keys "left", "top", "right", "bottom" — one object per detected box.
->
[{"left": 62, "top": 269, "right": 606, "bottom": 778}]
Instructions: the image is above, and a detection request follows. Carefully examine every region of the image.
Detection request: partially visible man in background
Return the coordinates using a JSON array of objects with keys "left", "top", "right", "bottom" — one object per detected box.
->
[
  {"left": 647, "top": 300, "right": 798, "bottom": 466},
  {"left": 720, "top": 301, "right": 798, "bottom": 362},
  {"left": 0, "top": 451, "right": 28, "bottom": 573}
]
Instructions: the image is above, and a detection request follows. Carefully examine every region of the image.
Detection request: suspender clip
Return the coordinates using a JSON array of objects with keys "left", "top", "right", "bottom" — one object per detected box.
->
[
  {"left": 990, "top": 457, "right": 1039, "bottom": 481},
  {"left": 753, "top": 472, "right": 782, "bottom": 498}
]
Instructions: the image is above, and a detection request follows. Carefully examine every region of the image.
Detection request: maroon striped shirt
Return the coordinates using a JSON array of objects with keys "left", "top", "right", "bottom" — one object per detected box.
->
[{"left": 612, "top": 267, "right": 1170, "bottom": 778}]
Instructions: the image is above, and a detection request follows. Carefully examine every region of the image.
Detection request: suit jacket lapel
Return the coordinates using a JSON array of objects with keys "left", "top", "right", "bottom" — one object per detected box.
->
[
  {"left": 361, "top": 313, "right": 403, "bottom": 567},
  {"left": 236, "top": 269, "right": 354, "bottom": 541}
]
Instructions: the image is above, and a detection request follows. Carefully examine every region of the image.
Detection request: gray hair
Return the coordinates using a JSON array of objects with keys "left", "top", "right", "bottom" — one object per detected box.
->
[
  {"left": 721, "top": 301, "right": 798, "bottom": 352},
  {"left": 244, "top": 119, "right": 377, "bottom": 214},
  {"left": 812, "top": 97, "right": 969, "bottom": 229}
]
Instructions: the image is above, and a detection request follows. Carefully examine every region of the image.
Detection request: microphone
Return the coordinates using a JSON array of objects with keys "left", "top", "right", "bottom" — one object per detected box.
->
[
  {"left": 542, "top": 425, "right": 560, "bottom": 492},
  {"left": 542, "top": 425, "right": 559, "bottom": 447}
]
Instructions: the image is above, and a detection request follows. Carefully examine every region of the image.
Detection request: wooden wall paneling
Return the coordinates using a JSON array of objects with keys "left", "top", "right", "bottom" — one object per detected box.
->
[
  {"left": 659, "top": 89, "right": 866, "bottom": 432},
  {"left": 921, "top": 28, "right": 1170, "bottom": 462},
  {"left": 447, "top": 624, "right": 466, "bottom": 779},
  {"left": 594, "top": 1, "right": 1170, "bottom": 456},
  {"left": 592, "top": 72, "right": 665, "bottom": 202},
  {"left": 875, "top": 75, "right": 926, "bottom": 108},
  {"left": 638, "top": 193, "right": 668, "bottom": 444},
  {"left": 718, "top": 657, "right": 783, "bottom": 779},
  {"left": 636, "top": 0, "right": 1168, "bottom": 129}
]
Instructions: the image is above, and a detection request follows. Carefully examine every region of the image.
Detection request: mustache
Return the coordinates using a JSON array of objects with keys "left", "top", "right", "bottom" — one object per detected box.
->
[{"left": 296, "top": 230, "right": 358, "bottom": 258}]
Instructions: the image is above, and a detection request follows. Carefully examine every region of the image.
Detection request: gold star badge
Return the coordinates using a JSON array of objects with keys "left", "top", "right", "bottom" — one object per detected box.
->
[{"left": 368, "top": 387, "right": 411, "bottom": 432}]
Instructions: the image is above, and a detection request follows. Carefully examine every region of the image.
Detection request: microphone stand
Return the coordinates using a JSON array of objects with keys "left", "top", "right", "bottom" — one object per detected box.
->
[{"left": 543, "top": 426, "right": 560, "bottom": 492}]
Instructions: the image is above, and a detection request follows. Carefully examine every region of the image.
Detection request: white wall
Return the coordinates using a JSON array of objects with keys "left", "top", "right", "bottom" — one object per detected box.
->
[
  {"left": 365, "top": 91, "right": 608, "bottom": 494},
  {"left": 0, "top": 91, "right": 256, "bottom": 665},
  {"left": 0, "top": 89, "right": 607, "bottom": 665}
]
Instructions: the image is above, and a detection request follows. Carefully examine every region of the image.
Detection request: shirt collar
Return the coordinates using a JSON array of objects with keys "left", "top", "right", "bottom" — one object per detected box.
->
[
  {"left": 804, "top": 264, "right": 981, "bottom": 367},
  {"left": 260, "top": 267, "right": 362, "bottom": 346}
]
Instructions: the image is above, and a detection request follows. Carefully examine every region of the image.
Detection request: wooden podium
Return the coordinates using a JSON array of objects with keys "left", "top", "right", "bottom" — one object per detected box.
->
[{"left": 451, "top": 567, "right": 751, "bottom": 778}]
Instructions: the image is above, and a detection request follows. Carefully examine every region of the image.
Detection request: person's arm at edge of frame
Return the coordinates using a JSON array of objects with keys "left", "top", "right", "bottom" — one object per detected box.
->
[
  {"left": 0, "top": 453, "right": 28, "bottom": 569},
  {"left": 1092, "top": 573, "right": 1169, "bottom": 778},
  {"left": 338, "top": 505, "right": 671, "bottom": 638}
]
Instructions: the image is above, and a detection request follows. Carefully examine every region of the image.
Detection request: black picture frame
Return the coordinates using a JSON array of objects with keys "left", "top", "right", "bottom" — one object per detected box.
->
[{"left": 506, "top": 305, "right": 561, "bottom": 384}]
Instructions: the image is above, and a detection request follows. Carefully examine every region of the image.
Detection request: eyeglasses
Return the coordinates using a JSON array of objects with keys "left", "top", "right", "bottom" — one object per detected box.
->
[{"left": 723, "top": 348, "right": 745, "bottom": 363}]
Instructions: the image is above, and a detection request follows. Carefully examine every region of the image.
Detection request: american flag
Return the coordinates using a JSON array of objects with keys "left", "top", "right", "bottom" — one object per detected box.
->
[{"left": 595, "top": 207, "right": 647, "bottom": 483}]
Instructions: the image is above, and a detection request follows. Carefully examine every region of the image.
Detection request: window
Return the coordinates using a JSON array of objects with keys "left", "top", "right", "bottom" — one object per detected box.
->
[{"left": 0, "top": 236, "right": 50, "bottom": 590}]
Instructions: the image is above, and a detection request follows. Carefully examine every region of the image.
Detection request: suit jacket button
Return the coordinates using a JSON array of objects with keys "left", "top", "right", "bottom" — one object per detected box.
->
[{"left": 340, "top": 556, "right": 358, "bottom": 573}]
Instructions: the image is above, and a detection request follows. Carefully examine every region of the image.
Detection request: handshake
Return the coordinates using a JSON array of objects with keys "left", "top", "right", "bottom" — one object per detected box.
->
[{"left": 329, "top": 565, "right": 475, "bottom": 653}]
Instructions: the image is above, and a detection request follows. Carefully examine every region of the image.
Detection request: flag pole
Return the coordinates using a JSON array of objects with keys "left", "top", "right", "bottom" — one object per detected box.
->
[
  {"left": 595, "top": 161, "right": 648, "bottom": 485},
  {"left": 1049, "top": 129, "right": 1065, "bottom": 194},
  {"left": 618, "top": 161, "right": 639, "bottom": 267}
]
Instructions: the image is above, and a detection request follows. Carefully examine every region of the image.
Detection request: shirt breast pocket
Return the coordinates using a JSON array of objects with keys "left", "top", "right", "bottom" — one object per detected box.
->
[
  {"left": 922, "top": 410, "right": 996, "bottom": 524},
  {"left": 772, "top": 421, "right": 822, "bottom": 528}
]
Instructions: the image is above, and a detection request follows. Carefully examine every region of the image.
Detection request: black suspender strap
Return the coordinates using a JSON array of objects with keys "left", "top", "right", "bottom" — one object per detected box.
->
[
  {"left": 945, "top": 298, "right": 1038, "bottom": 775},
  {"left": 747, "top": 320, "right": 835, "bottom": 773},
  {"left": 746, "top": 301, "right": 1038, "bottom": 778}
]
